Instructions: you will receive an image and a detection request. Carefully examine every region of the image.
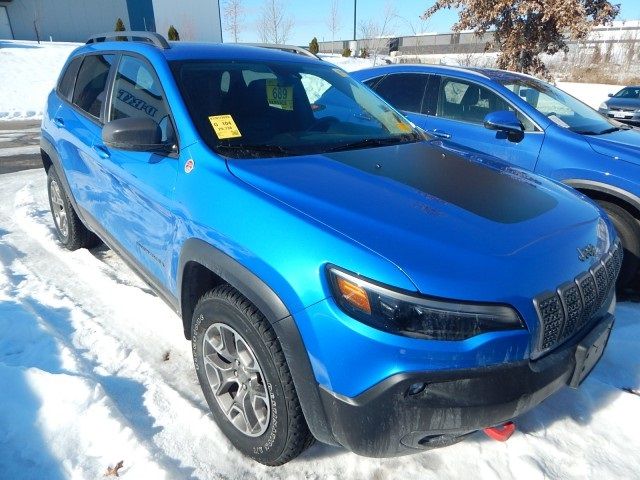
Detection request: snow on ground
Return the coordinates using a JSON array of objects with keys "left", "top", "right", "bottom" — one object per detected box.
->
[
  {"left": 0, "top": 40, "right": 80, "bottom": 121},
  {"left": 1, "top": 171, "right": 640, "bottom": 479},
  {"left": 557, "top": 82, "right": 623, "bottom": 110}
]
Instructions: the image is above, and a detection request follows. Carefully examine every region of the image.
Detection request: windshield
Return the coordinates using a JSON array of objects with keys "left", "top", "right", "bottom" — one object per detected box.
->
[
  {"left": 613, "top": 87, "right": 640, "bottom": 99},
  {"left": 498, "top": 76, "right": 620, "bottom": 135},
  {"left": 170, "top": 60, "right": 421, "bottom": 158}
]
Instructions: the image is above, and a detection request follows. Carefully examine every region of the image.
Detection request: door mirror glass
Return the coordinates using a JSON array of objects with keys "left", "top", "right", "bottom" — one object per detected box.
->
[
  {"left": 483, "top": 110, "right": 524, "bottom": 141},
  {"left": 102, "top": 117, "right": 166, "bottom": 151}
]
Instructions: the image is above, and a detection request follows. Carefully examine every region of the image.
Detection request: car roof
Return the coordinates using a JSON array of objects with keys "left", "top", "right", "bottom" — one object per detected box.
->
[
  {"left": 351, "top": 63, "right": 542, "bottom": 84},
  {"left": 72, "top": 40, "right": 322, "bottom": 66}
]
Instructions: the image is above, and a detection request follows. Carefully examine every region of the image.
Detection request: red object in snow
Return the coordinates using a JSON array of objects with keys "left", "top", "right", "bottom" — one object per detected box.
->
[{"left": 483, "top": 421, "right": 516, "bottom": 442}]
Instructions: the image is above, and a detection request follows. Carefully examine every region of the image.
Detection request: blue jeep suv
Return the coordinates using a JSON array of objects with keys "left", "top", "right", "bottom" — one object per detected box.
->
[
  {"left": 352, "top": 65, "right": 640, "bottom": 290},
  {"left": 41, "top": 32, "right": 620, "bottom": 465}
]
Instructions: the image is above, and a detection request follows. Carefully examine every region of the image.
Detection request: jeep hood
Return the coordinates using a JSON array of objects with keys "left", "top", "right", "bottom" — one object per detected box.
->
[
  {"left": 585, "top": 127, "right": 640, "bottom": 166},
  {"left": 226, "top": 141, "right": 610, "bottom": 303}
]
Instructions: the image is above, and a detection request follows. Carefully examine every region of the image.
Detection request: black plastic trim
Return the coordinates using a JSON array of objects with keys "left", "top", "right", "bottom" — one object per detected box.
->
[
  {"left": 319, "top": 313, "right": 614, "bottom": 457},
  {"left": 565, "top": 179, "right": 640, "bottom": 213},
  {"left": 177, "top": 238, "right": 337, "bottom": 445}
]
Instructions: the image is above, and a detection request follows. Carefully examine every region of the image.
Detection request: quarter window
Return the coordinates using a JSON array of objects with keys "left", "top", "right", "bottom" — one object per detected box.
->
[
  {"left": 110, "top": 56, "right": 174, "bottom": 143},
  {"left": 72, "top": 54, "right": 116, "bottom": 119},
  {"left": 57, "top": 57, "right": 83, "bottom": 102}
]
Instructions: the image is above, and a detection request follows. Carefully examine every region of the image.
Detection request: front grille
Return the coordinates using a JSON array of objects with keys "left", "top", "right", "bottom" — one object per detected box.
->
[
  {"left": 532, "top": 241, "right": 622, "bottom": 358},
  {"left": 610, "top": 107, "right": 636, "bottom": 113}
]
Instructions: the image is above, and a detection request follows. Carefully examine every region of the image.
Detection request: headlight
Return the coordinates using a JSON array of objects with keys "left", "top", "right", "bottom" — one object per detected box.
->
[
  {"left": 599, "top": 102, "right": 608, "bottom": 110},
  {"left": 327, "top": 267, "right": 525, "bottom": 340}
]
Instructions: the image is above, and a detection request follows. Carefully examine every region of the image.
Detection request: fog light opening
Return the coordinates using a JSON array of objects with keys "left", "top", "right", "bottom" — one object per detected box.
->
[{"left": 407, "top": 382, "right": 427, "bottom": 396}]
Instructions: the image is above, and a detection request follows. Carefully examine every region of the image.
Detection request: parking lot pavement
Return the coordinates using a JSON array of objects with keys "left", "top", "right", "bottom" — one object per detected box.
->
[{"left": 0, "top": 120, "right": 42, "bottom": 174}]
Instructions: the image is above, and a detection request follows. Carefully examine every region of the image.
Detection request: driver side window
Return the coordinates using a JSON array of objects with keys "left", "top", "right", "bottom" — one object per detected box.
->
[
  {"left": 438, "top": 77, "right": 536, "bottom": 131},
  {"left": 110, "top": 55, "right": 175, "bottom": 144}
]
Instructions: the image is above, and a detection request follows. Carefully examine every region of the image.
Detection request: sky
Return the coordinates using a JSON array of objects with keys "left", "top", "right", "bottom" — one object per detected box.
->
[{"left": 224, "top": 0, "right": 638, "bottom": 46}]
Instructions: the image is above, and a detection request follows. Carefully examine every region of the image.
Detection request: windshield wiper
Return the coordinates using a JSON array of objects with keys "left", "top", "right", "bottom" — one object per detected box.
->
[
  {"left": 324, "top": 136, "right": 411, "bottom": 153},
  {"left": 216, "top": 144, "right": 294, "bottom": 157}
]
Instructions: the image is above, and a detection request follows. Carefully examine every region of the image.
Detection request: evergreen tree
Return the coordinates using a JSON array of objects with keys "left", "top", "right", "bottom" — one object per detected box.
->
[
  {"left": 114, "top": 17, "right": 126, "bottom": 41},
  {"left": 168, "top": 25, "right": 180, "bottom": 41},
  {"left": 309, "top": 37, "right": 319, "bottom": 54}
]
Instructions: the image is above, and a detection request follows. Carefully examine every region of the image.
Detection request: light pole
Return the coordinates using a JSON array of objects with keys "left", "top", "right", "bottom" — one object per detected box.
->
[{"left": 353, "top": 0, "right": 357, "bottom": 41}]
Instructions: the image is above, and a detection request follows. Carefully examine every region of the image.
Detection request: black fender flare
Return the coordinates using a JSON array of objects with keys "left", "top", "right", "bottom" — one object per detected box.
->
[
  {"left": 177, "top": 238, "right": 338, "bottom": 446},
  {"left": 40, "top": 136, "right": 83, "bottom": 215},
  {"left": 564, "top": 179, "right": 640, "bottom": 214}
]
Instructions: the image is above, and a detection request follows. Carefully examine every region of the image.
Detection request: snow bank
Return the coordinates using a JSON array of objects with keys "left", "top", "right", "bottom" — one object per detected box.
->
[
  {"left": 1, "top": 170, "right": 640, "bottom": 479},
  {"left": 0, "top": 40, "right": 80, "bottom": 121}
]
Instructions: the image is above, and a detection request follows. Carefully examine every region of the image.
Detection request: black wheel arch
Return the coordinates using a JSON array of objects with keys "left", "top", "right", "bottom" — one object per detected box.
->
[
  {"left": 564, "top": 179, "right": 640, "bottom": 221},
  {"left": 177, "top": 238, "right": 338, "bottom": 446}
]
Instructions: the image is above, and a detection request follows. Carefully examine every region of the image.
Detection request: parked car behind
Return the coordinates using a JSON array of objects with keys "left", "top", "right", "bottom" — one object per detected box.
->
[
  {"left": 351, "top": 65, "right": 640, "bottom": 290},
  {"left": 42, "top": 34, "right": 620, "bottom": 465},
  {"left": 598, "top": 86, "right": 640, "bottom": 126}
]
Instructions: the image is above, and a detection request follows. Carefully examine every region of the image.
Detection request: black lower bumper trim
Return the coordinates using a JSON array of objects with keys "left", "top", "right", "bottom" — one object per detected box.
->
[{"left": 319, "top": 313, "right": 614, "bottom": 457}]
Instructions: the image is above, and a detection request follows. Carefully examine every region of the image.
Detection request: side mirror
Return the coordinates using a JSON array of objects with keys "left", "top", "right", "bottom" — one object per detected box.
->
[
  {"left": 608, "top": 93, "right": 614, "bottom": 97},
  {"left": 102, "top": 117, "right": 165, "bottom": 152},
  {"left": 483, "top": 110, "right": 524, "bottom": 142}
]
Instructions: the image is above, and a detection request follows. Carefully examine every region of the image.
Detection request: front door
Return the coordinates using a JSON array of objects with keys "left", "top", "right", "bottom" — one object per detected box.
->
[
  {"left": 425, "top": 76, "right": 545, "bottom": 171},
  {"left": 94, "top": 54, "right": 180, "bottom": 285}
]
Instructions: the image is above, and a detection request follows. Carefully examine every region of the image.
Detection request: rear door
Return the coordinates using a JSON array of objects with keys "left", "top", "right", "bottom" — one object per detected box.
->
[
  {"left": 94, "top": 54, "right": 179, "bottom": 285},
  {"left": 53, "top": 53, "right": 117, "bottom": 220},
  {"left": 364, "top": 73, "right": 434, "bottom": 128},
  {"left": 424, "top": 75, "right": 544, "bottom": 171}
]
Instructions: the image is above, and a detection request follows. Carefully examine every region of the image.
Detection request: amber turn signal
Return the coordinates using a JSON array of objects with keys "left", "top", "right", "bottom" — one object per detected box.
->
[{"left": 336, "top": 276, "right": 371, "bottom": 314}]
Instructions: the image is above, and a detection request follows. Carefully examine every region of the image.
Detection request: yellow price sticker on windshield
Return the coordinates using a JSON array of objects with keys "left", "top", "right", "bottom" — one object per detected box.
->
[
  {"left": 266, "top": 79, "right": 294, "bottom": 111},
  {"left": 209, "top": 114, "right": 242, "bottom": 139}
]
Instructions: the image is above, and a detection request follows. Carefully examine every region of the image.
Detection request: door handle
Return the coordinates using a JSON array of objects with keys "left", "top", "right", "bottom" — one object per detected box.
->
[
  {"left": 53, "top": 117, "right": 65, "bottom": 127},
  {"left": 92, "top": 144, "right": 111, "bottom": 159},
  {"left": 431, "top": 129, "right": 451, "bottom": 139}
]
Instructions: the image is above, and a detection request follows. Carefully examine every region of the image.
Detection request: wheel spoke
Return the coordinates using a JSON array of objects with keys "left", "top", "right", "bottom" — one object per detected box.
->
[{"left": 202, "top": 322, "right": 271, "bottom": 437}]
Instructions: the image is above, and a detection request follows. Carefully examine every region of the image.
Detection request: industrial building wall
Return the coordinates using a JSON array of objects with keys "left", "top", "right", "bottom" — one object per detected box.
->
[
  {"left": 0, "top": 0, "right": 131, "bottom": 42},
  {"left": 151, "top": 0, "right": 221, "bottom": 42}
]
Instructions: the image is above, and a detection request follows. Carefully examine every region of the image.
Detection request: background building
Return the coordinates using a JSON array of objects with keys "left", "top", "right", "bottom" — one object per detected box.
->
[{"left": 0, "top": 0, "right": 222, "bottom": 43}]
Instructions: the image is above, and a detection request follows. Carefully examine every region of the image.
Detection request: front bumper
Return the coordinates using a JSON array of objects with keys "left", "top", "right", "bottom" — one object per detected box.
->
[
  {"left": 599, "top": 108, "right": 640, "bottom": 125},
  {"left": 318, "top": 312, "right": 614, "bottom": 457}
]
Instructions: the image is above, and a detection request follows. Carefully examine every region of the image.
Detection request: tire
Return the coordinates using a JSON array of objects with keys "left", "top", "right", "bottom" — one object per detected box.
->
[
  {"left": 597, "top": 200, "right": 640, "bottom": 290},
  {"left": 47, "top": 167, "right": 100, "bottom": 250},
  {"left": 191, "top": 285, "right": 314, "bottom": 465}
]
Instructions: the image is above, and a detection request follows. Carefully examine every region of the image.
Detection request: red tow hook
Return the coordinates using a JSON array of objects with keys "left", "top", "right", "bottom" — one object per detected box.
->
[{"left": 483, "top": 421, "right": 516, "bottom": 442}]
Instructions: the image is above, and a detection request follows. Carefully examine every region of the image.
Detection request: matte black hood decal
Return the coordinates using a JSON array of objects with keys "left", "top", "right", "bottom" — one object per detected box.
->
[{"left": 326, "top": 142, "right": 557, "bottom": 224}]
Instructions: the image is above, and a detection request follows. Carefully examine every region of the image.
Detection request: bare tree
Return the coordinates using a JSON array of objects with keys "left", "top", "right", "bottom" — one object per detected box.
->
[
  {"left": 257, "top": 0, "right": 294, "bottom": 44},
  {"left": 358, "top": 1, "right": 397, "bottom": 65},
  {"left": 326, "top": 0, "right": 341, "bottom": 54},
  {"left": 223, "top": 0, "right": 244, "bottom": 43}
]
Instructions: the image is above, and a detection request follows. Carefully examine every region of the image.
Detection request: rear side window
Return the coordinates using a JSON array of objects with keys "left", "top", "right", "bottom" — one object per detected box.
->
[
  {"left": 371, "top": 73, "right": 430, "bottom": 114},
  {"left": 72, "top": 54, "right": 116, "bottom": 120},
  {"left": 57, "top": 56, "right": 82, "bottom": 101}
]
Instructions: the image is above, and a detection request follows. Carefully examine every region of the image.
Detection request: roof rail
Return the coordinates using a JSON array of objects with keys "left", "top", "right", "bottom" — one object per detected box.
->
[
  {"left": 86, "top": 31, "right": 170, "bottom": 49},
  {"left": 242, "top": 43, "right": 320, "bottom": 59}
]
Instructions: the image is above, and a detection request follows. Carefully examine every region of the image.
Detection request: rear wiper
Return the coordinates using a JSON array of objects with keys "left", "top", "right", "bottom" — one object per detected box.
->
[
  {"left": 324, "top": 136, "right": 408, "bottom": 153},
  {"left": 216, "top": 144, "right": 294, "bottom": 157}
]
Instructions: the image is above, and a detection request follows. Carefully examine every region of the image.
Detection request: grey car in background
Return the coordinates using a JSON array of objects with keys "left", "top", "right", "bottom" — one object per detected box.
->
[{"left": 599, "top": 86, "right": 640, "bottom": 125}]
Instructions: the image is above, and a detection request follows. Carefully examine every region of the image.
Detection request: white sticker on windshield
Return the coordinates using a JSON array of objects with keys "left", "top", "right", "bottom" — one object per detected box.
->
[{"left": 548, "top": 114, "right": 570, "bottom": 128}]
